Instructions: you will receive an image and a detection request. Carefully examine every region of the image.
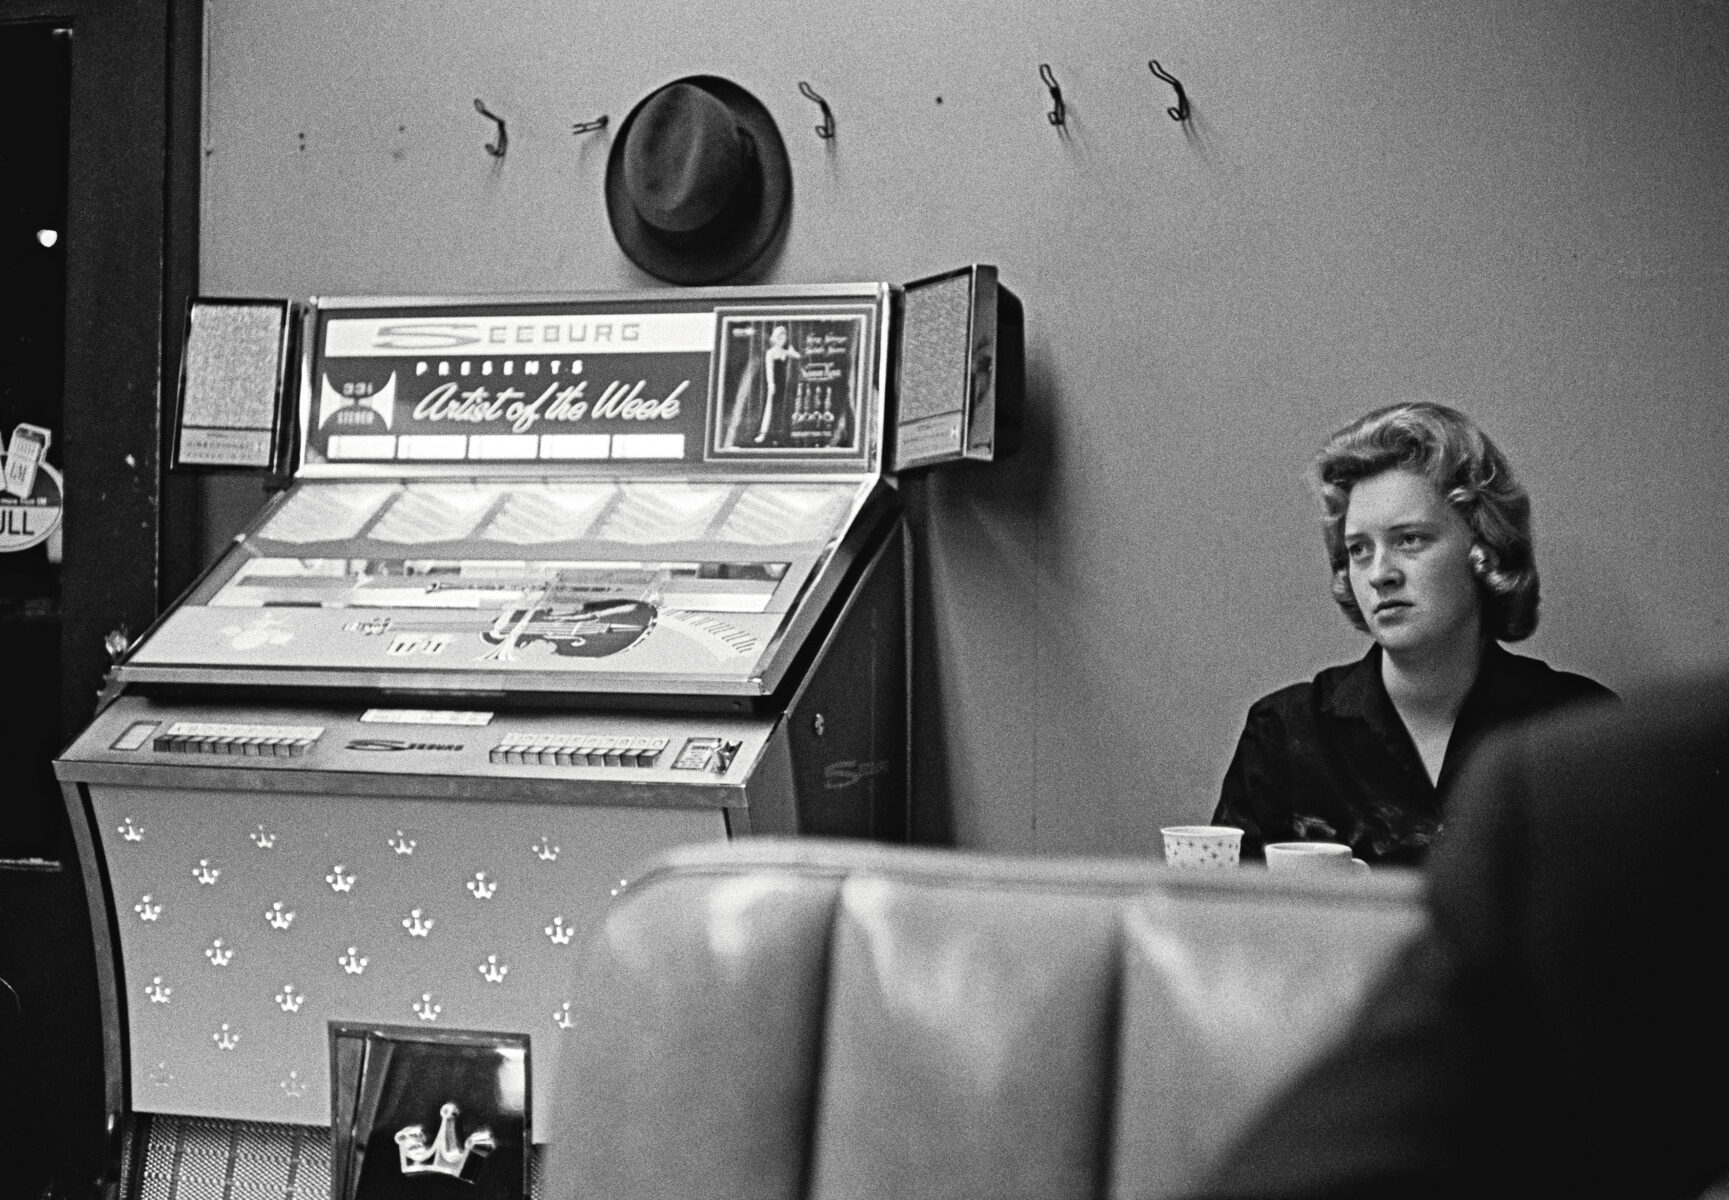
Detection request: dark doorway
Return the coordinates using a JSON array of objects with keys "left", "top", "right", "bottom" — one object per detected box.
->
[
  {"left": 0, "top": 22, "right": 71, "bottom": 862},
  {"left": 1, "top": 1, "right": 199, "bottom": 1195}
]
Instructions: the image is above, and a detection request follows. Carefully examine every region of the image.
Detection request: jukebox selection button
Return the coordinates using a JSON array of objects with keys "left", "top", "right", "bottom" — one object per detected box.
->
[
  {"left": 489, "top": 734, "right": 669, "bottom": 768},
  {"left": 154, "top": 722, "right": 325, "bottom": 756}
]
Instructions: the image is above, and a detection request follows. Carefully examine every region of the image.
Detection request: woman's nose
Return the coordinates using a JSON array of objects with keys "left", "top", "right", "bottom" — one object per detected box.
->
[{"left": 1369, "top": 547, "right": 1402, "bottom": 587}]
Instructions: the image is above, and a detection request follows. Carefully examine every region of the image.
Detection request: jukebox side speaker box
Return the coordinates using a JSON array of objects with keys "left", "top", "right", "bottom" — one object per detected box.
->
[
  {"left": 171, "top": 297, "right": 298, "bottom": 474},
  {"left": 893, "top": 264, "right": 1024, "bottom": 472}
]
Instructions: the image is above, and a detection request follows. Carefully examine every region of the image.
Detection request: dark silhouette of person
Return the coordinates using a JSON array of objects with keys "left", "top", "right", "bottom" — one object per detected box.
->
[{"left": 1187, "top": 670, "right": 1728, "bottom": 1199}]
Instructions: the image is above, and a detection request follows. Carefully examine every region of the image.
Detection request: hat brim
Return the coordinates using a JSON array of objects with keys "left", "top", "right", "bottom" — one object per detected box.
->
[{"left": 605, "top": 75, "right": 793, "bottom": 286}]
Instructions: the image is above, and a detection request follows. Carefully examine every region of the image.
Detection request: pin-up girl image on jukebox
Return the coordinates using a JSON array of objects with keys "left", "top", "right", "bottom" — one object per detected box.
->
[
  {"left": 56, "top": 267, "right": 1020, "bottom": 1200},
  {"left": 714, "top": 310, "right": 864, "bottom": 453}
]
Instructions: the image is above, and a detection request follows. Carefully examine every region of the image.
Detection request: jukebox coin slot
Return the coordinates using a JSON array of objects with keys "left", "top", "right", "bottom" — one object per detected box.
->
[
  {"left": 671, "top": 736, "right": 742, "bottom": 773},
  {"left": 109, "top": 722, "right": 160, "bottom": 752}
]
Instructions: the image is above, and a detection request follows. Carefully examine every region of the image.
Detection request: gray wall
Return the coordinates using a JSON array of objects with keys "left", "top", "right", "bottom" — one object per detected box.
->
[{"left": 200, "top": 0, "right": 1729, "bottom": 856}]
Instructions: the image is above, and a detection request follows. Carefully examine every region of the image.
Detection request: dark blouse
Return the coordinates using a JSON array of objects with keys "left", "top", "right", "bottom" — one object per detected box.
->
[{"left": 1213, "top": 643, "right": 1614, "bottom": 866}]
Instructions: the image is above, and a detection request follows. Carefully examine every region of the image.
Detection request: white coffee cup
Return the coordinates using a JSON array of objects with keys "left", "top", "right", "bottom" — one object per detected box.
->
[
  {"left": 1161, "top": 825, "right": 1243, "bottom": 869},
  {"left": 1264, "top": 841, "right": 1369, "bottom": 874}
]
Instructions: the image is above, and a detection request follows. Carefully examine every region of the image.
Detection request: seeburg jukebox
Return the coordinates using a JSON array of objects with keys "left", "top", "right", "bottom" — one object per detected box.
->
[{"left": 56, "top": 270, "right": 1021, "bottom": 1199}]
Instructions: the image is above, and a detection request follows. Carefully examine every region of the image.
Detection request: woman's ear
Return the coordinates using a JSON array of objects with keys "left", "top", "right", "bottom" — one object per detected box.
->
[{"left": 1468, "top": 543, "right": 1498, "bottom": 580}]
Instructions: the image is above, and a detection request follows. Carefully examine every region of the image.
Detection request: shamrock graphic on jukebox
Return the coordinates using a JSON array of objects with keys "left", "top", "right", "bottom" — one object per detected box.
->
[{"left": 0, "top": 423, "right": 64, "bottom": 555}]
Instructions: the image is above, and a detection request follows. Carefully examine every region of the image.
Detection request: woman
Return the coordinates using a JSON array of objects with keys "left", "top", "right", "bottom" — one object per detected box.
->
[
  {"left": 1214, "top": 402, "right": 1613, "bottom": 866},
  {"left": 753, "top": 324, "right": 800, "bottom": 445}
]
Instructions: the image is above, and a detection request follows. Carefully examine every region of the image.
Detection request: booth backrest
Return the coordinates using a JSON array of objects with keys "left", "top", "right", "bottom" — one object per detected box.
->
[{"left": 542, "top": 839, "right": 1424, "bottom": 1200}]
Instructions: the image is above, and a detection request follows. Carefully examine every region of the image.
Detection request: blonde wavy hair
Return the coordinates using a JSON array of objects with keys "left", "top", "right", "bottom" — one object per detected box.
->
[{"left": 1314, "top": 402, "right": 1539, "bottom": 642}]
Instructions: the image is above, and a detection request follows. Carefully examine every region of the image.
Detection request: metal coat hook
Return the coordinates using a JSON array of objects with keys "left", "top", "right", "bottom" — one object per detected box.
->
[
  {"left": 798, "top": 81, "right": 836, "bottom": 140},
  {"left": 1147, "top": 60, "right": 1190, "bottom": 122},
  {"left": 473, "top": 98, "right": 508, "bottom": 158},
  {"left": 570, "top": 115, "right": 609, "bottom": 136},
  {"left": 1038, "top": 63, "right": 1066, "bottom": 127}
]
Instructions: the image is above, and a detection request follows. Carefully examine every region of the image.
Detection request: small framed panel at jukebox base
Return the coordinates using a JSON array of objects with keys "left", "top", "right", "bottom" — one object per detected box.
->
[{"left": 330, "top": 1022, "right": 528, "bottom": 1200}]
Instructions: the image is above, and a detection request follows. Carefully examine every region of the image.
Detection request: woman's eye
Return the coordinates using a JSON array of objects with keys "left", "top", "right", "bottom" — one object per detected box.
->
[
  {"left": 1398, "top": 531, "right": 1428, "bottom": 549},
  {"left": 1346, "top": 543, "right": 1369, "bottom": 561}
]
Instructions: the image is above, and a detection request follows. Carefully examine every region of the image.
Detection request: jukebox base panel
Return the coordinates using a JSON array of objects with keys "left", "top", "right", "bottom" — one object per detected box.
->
[{"left": 85, "top": 782, "right": 723, "bottom": 1134}]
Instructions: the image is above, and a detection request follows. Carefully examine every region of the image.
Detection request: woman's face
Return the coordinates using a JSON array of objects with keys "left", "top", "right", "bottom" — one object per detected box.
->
[{"left": 1342, "top": 468, "right": 1482, "bottom": 659}]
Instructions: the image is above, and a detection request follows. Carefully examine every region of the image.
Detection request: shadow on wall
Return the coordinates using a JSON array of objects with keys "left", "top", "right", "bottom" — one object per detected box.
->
[
  {"left": 905, "top": 340, "right": 1061, "bottom": 846},
  {"left": 1535, "top": 531, "right": 1669, "bottom": 689}
]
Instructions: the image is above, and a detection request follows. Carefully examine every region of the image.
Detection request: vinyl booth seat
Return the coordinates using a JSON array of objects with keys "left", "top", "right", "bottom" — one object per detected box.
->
[{"left": 542, "top": 838, "right": 1423, "bottom": 1200}]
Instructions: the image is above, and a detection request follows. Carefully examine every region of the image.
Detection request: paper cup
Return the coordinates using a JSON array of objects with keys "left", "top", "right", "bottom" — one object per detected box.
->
[
  {"left": 1161, "top": 825, "right": 1243, "bottom": 869},
  {"left": 1265, "top": 841, "right": 1369, "bottom": 874}
]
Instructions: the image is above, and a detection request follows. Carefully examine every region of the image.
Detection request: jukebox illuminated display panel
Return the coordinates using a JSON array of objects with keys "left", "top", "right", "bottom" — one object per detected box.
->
[{"left": 56, "top": 285, "right": 909, "bottom": 1142}]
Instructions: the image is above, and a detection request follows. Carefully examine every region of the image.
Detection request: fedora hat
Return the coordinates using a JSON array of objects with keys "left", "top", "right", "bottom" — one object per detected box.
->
[{"left": 605, "top": 76, "right": 792, "bottom": 286}]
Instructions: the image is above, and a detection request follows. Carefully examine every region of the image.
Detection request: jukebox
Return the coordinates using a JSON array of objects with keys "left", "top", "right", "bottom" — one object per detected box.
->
[{"left": 55, "top": 272, "right": 1019, "bottom": 1194}]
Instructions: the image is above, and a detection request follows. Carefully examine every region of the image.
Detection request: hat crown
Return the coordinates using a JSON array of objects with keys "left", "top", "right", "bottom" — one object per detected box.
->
[
  {"left": 605, "top": 75, "right": 791, "bottom": 285},
  {"left": 622, "top": 83, "right": 749, "bottom": 235}
]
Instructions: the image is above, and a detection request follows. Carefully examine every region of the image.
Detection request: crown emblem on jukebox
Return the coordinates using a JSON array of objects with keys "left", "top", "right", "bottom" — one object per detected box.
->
[
  {"left": 403, "top": 908, "right": 434, "bottom": 937},
  {"left": 395, "top": 1103, "right": 496, "bottom": 1182},
  {"left": 390, "top": 830, "right": 417, "bottom": 855},
  {"left": 478, "top": 955, "right": 509, "bottom": 983},
  {"left": 119, "top": 818, "right": 145, "bottom": 842},
  {"left": 194, "top": 859, "right": 221, "bottom": 885},
  {"left": 340, "top": 946, "right": 369, "bottom": 975},
  {"left": 533, "top": 837, "right": 560, "bottom": 861},
  {"left": 266, "top": 902, "right": 296, "bottom": 930},
  {"left": 275, "top": 984, "right": 304, "bottom": 1013},
  {"left": 327, "top": 865, "right": 356, "bottom": 892},
  {"left": 466, "top": 872, "right": 498, "bottom": 900},
  {"left": 251, "top": 825, "right": 277, "bottom": 849},
  {"left": 544, "top": 917, "right": 574, "bottom": 945}
]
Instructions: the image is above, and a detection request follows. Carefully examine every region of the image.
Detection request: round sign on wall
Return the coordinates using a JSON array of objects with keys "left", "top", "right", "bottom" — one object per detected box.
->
[{"left": 0, "top": 454, "right": 64, "bottom": 553}]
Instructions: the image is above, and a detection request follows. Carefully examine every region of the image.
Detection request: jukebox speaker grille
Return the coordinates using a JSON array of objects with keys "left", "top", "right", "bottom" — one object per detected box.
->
[
  {"left": 123, "top": 1114, "right": 547, "bottom": 1200},
  {"left": 173, "top": 298, "right": 293, "bottom": 470},
  {"left": 897, "top": 271, "right": 973, "bottom": 427}
]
